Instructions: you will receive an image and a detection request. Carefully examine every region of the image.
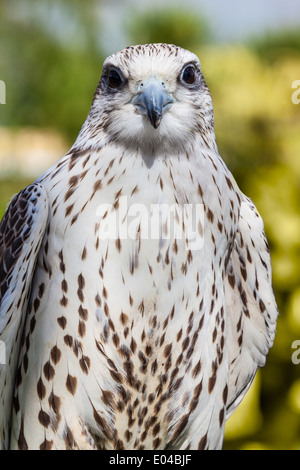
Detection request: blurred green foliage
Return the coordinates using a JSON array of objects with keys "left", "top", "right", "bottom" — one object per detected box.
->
[
  {"left": 250, "top": 29, "right": 300, "bottom": 62},
  {"left": 127, "top": 7, "right": 210, "bottom": 50},
  {"left": 0, "top": 0, "right": 104, "bottom": 141},
  {"left": 0, "top": 1, "right": 300, "bottom": 450}
]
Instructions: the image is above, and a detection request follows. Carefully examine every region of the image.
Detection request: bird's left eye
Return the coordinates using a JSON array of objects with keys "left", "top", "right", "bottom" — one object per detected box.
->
[
  {"left": 107, "top": 68, "right": 123, "bottom": 89},
  {"left": 181, "top": 65, "right": 197, "bottom": 85}
]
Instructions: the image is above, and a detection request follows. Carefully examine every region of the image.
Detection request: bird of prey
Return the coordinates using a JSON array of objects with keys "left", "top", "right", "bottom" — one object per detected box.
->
[{"left": 0, "top": 43, "right": 278, "bottom": 450}]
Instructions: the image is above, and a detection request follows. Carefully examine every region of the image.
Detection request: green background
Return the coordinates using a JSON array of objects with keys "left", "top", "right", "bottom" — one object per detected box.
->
[{"left": 0, "top": 0, "right": 300, "bottom": 450}]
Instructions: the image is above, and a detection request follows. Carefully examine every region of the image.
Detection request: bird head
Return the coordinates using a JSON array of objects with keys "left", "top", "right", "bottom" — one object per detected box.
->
[{"left": 77, "top": 44, "right": 216, "bottom": 154}]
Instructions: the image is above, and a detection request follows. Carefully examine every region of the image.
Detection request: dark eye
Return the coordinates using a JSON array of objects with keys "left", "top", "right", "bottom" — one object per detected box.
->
[
  {"left": 107, "top": 68, "right": 123, "bottom": 89},
  {"left": 181, "top": 65, "right": 197, "bottom": 85}
]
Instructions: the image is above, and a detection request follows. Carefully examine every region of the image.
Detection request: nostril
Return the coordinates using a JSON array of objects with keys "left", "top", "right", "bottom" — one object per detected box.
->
[
  {"left": 138, "top": 82, "right": 144, "bottom": 91},
  {"left": 161, "top": 81, "right": 166, "bottom": 88}
]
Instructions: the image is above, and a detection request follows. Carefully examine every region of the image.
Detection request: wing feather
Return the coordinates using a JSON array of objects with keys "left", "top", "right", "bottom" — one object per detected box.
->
[
  {"left": 225, "top": 195, "right": 278, "bottom": 418},
  {"left": 0, "top": 183, "right": 48, "bottom": 449}
]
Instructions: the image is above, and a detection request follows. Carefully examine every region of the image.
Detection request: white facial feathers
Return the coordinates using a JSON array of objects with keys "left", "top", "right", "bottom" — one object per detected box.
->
[{"left": 76, "top": 44, "right": 215, "bottom": 154}]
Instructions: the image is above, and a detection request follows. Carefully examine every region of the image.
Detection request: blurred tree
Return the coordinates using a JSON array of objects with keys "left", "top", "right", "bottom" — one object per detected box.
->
[
  {"left": 0, "top": 0, "right": 105, "bottom": 142},
  {"left": 0, "top": 1, "right": 300, "bottom": 449},
  {"left": 126, "top": 7, "right": 210, "bottom": 52},
  {"left": 250, "top": 29, "right": 300, "bottom": 63}
]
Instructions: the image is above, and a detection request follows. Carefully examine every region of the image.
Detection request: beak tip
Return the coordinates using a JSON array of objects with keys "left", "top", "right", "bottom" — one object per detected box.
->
[
  {"left": 149, "top": 111, "right": 162, "bottom": 129},
  {"left": 152, "top": 119, "right": 161, "bottom": 129}
]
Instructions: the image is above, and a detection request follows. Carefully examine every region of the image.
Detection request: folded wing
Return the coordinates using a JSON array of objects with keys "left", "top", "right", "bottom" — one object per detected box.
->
[
  {"left": 0, "top": 184, "right": 48, "bottom": 448},
  {"left": 225, "top": 195, "right": 278, "bottom": 418}
]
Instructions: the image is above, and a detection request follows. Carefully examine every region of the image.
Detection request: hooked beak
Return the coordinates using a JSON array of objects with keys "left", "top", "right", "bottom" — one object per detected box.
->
[{"left": 131, "top": 78, "right": 175, "bottom": 129}]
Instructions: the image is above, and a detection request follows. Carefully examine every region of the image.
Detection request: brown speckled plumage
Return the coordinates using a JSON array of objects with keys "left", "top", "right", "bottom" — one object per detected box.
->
[{"left": 0, "top": 44, "right": 278, "bottom": 450}]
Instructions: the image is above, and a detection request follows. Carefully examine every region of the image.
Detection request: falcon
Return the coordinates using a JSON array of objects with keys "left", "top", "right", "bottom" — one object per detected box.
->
[{"left": 0, "top": 43, "right": 278, "bottom": 450}]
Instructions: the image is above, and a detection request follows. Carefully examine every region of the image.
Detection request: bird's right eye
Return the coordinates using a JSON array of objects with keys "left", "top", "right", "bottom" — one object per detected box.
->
[{"left": 107, "top": 68, "right": 123, "bottom": 89}]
